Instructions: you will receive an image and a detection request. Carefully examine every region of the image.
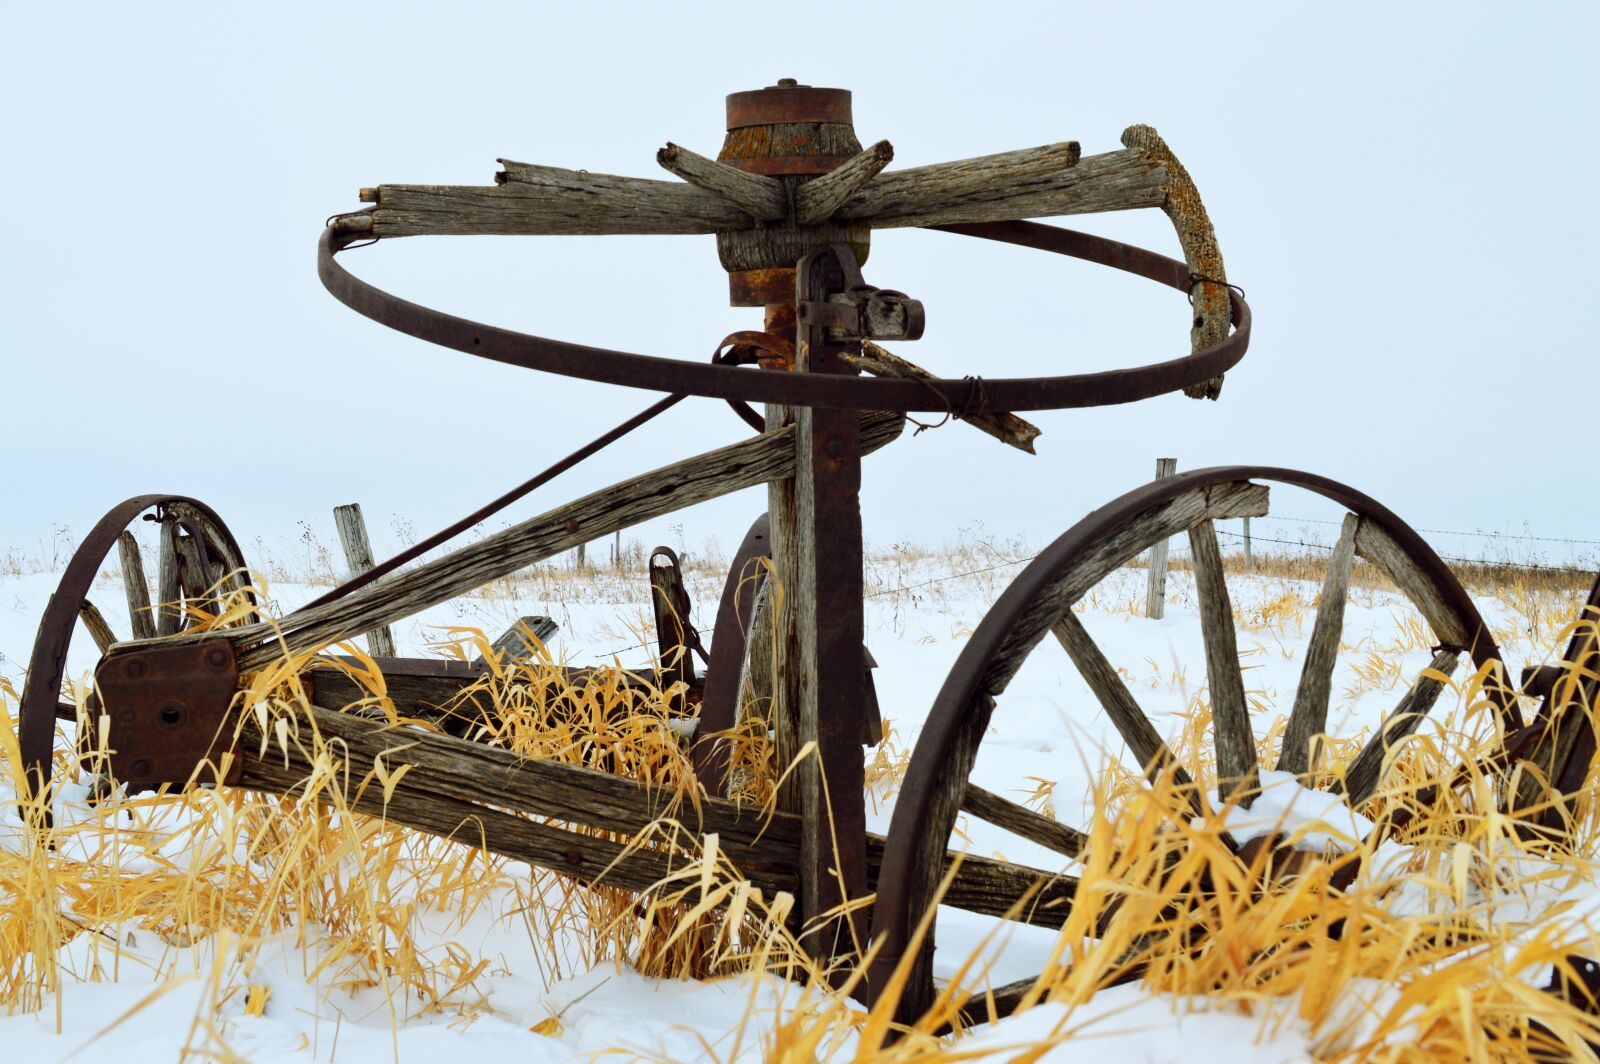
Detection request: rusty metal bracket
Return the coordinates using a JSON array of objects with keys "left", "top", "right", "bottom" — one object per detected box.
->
[{"left": 95, "top": 641, "right": 241, "bottom": 786}]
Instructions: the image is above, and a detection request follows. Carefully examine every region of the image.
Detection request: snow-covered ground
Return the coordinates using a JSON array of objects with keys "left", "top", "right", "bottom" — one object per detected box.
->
[{"left": 0, "top": 549, "right": 1590, "bottom": 1061}]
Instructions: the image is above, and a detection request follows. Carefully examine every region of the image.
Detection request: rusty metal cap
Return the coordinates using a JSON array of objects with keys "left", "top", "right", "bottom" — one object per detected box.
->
[{"left": 726, "top": 79, "right": 852, "bottom": 130}]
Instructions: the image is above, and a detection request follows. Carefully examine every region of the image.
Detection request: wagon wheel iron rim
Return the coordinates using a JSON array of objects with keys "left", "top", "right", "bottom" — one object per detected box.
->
[
  {"left": 317, "top": 220, "right": 1250, "bottom": 413},
  {"left": 16, "top": 495, "right": 256, "bottom": 800},
  {"left": 866, "top": 466, "right": 1515, "bottom": 1023}
]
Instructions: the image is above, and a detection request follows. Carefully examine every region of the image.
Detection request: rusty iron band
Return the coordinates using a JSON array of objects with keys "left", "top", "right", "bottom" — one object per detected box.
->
[
  {"left": 865, "top": 465, "right": 1515, "bottom": 1003},
  {"left": 318, "top": 221, "right": 1250, "bottom": 413},
  {"left": 16, "top": 495, "right": 252, "bottom": 798}
]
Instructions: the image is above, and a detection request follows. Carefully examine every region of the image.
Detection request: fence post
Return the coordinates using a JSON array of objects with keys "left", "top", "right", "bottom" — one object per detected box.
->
[
  {"left": 332, "top": 503, "right": 397, "bottom": 657},
  {"left": 1242, "top": 516, "right": 1253, "bottom": 572},
  {"left": 1145, "top": 458, "right": 1177, "bottom": 619},
  {"left": 576, "top": 541, "right": 586, "bottom": 571}
]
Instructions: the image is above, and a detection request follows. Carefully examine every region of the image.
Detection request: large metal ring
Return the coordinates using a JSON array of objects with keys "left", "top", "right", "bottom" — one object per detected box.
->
[{"left": 318, "top": 221, "right": 1250, "bottom": 413}]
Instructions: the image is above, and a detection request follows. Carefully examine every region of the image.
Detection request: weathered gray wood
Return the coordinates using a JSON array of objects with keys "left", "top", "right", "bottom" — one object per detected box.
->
[
  {"left": 1353, "top": 521, "right": 1472, "bottom": 649},
  {"left": 1338, "top": 650, "right": 1460, "bottom": 805},
  {"left": 477, "top": 616, "right": 559, "bottom": 667},
  {"left": 794, "top": 140, "right": 894, "bottom": 225},
  {"left": 156, "top": 521, "right": 181, "bottom": 637},
  {"left": 1144, "top": 458, "right": 1178, "bottom": 619},
  {"left": 368, "top": 145, "right": 1160, "bottom": 240},
  {"left": 847, "top": 342, "right": 1042, "bottom": 454},
  {"left": 737, "top": 574, "right": 775, "bottom": 731},
  {"left": 235, "top": 701, "right": 1076, "bottom": 927},
  {"left": 122, "top": 413, "right": 902, "bottom": 672},
  {"left": 374, "top": 162, "right": 750, "bottom": 237},
  {"left": 961, "top": 783, "right": 1086, "bottom": 859},
  {"left": 117, "top": 531, "right": 157, "bottom": 641},
  {"left": 1278, "top": 514, "right": 1360, "bottom": 775},
  {"left": 829, "top": 140, "right": 1083, "bottom": 226},
  {"left": 1242, "top": 516, "right": 1253, "bottom": 571},
  {"left": 79, "top": 601, "right": 117, "bottom": 654},
  {"left": 332, "top": 503, "right": 397, "bottom": 658},
  {"left": 834, "top": 147, "right": 1158, "bottom": 230},
  {"left": 656, "top": 142, "right": 786, "bottom": 221},
  {"left": 1189, "top": 519, "right": 1260, "bottom": 803},
  {"left": 765, "top": 402, "right": 803, "bottom": 818},
  {"left": 1051, "top": 609, "right": 1195, "bottom": 795},
  {"left": 173, "top": 532, "right": 216, "bottom": 623}
]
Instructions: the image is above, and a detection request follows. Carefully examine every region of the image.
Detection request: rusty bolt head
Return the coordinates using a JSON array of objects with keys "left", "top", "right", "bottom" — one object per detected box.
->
[
  {"left": 564, "top": 848, "right": 583, "bottom": 867},
  {"left": 205, "top": 646, "right": 231, "bottom": 671},
  {"left": 565, "top": 518, "right": 581, "bottom": 534},
  {"left": 130, "top": 758, "right": 153, "bottom": 778},
  {"left": 126, "top": 659, "right": 146, "bottom": 679}
]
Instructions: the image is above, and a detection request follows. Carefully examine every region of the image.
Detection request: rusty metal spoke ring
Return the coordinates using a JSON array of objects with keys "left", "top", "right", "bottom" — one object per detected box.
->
[{"left": 318, "top": 220, "right": 1250, "bottom": 413}]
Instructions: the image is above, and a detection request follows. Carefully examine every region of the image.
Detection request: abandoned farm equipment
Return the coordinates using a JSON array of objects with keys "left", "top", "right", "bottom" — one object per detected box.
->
[{"left": 17, "top": 81, "right": 1600, "bottom": 1025}]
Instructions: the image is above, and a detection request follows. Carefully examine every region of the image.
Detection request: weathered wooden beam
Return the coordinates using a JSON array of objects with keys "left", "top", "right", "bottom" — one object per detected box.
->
[
  {"left": 1278, "top": 513, "right": 1359, "bottom": 775},
  {"left": 1337, "top": 650, "right": 1460, "bottom": 806},
  {"left": 332, "top": 503, "right": 397, "bottom": 658},
  {"left": 370, "top": 160, "right": 750, "bottom": 238},
  {"left": 834, "top": 146, "right": 1157, "bottom": 230},
  {"left": 116, "top": 413, "right": 903, "bottom": 671},
  {"left": 232, "top": 702, "right": 1077, "bottom": 927},
  {"left": 794, "top": 140, "right": 894, "bottom": 225},
  {"left": 363, "top": 144, "right": 1160, "bottom": 240},
  {"left": 156, "top": 521, "right": 180, "bottom": 637},
  {"left": 79, "top": 601, "right": 117, "bottom": 654},
  {"left": 117, "top": 531, "right": 157, "bottom": 641},
  {"left": 1353, "top": 521, "right": 1472, "bottom": 649},
  {"left": 961, "top": 782, "right": 1086, "bottom": 860},
  {"left": 846, "top": 342, "right": 1041, "bottom": 454},
  {"left": 656, "top": 143, "right": 786, "bottom": 221},
  {"left": 1189, "top": 519, "right": 1260, "bottom": 804},
  {"left": 1051, "top": 609, "right": 1195, "bottom": 795}
]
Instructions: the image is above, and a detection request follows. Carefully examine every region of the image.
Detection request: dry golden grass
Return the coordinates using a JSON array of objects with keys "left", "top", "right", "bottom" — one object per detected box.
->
[{"left": 3, "top": 565, "right": 1600, "bottom": 1060}]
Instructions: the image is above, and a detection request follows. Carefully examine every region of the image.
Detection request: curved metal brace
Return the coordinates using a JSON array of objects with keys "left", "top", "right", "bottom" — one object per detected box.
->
[
  {"left": 866, "top": 466, "right": 1508, "bottom": 1019},
  {"left": 319, "top": 221, "right": 1250, "bottom": 413},
  {"left": 16, "top": 495, "right": 253, "bottom": 798}
]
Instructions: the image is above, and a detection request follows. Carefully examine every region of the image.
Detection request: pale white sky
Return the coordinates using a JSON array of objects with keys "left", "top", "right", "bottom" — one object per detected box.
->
[{"left": 3, "top": 2, "right": 1596, "bottom": 571}]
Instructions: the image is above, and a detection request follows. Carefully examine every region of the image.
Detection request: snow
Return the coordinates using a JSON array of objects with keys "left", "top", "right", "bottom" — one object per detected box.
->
[{"left": 1, "top": 553, "right": 1591, "bottom": 1060}]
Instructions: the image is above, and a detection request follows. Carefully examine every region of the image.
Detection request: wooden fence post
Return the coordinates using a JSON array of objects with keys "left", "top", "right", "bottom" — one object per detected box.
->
[
  {"left": 333, "top": 503, "right": 398, "bottom": 657},
  {"left": 1144, "top": 458, "right": 1177, "bottom": 619},
  {"left": 1242, "top": 516, "right": 1253, "bottom": 572}
]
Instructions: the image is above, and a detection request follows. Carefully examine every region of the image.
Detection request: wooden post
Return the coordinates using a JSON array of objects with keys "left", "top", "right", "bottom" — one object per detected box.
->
[
  {"left": 118, "top": 531, "right": 157, "bottom": 641},
  {"left": 332, "top": 504, "right": 397, "bottom": 658},
  {"left": 1144, "top": 458, "right": 1177, "bottom": 619},
  {"left": 576, "top": 541, "right": 586, "bottom": 571},
  {"left": 613, "top": 530, "right": 622, "bottom": 572},
  {"left": 1242, "top": 516, "right": 1253, "bottom": 572},
  {"left": 156, "top": 520, "right": 181, "bottom": 637},
  {"left": 793, "top": 251, "right": 869, "bottom": 962}
]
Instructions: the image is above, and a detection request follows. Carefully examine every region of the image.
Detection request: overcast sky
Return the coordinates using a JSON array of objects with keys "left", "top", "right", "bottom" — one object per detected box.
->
[{"left": 4, "top": 3, "right": 1596, "bottom": 573}]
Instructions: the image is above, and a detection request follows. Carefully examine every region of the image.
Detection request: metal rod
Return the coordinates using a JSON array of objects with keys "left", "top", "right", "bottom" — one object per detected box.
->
[{"left": 302, "top": 392, "right": 685, "bottom": 610}]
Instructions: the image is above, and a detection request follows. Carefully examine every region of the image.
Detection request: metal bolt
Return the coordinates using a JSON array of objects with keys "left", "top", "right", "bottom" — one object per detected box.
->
[
  {"left": 126, "top": 660, "right": 146, "bottom": 679},
  {"left": 206, "top": 646, "right": 230, "bottom": 671},
  {"left": 777, "top": 78, "right": 798, "bottom": 87},
  {"left": 130, "top": 759, "right": 153, "bottom": 778},
  {"left": 826, "top": 436, "right": 845, "bottom": 459},
  {"left": 564, "top": 848, "right": 583, "bottom": 867}
]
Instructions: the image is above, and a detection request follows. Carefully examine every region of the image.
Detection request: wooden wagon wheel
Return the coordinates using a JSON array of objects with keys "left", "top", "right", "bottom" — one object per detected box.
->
[
  {"left": 16, "top": 495, "right": 258, "bottom": 799},
  {"left": 867, "top": 467, "right": 1518, "bottom": 1022}
]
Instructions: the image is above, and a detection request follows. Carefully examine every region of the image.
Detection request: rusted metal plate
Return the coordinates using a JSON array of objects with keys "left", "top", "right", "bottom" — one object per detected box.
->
[
  {"left": 96, "top": 640, "right": 241, "bottom": 786},
  {"left": 730, "top": 155, "right": 850, "bottom": 176},
  {"left": 728, "top": 267, "right": 796, "bottom": 307},
  {"left": 726, "top": 81, "right": 851, "bottom": 130}
]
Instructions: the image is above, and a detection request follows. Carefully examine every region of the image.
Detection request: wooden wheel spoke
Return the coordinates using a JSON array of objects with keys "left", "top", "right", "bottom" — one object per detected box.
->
[
  {"left": 1189, "top": 519, "right": 1259, "bottom": 803},
  {"left": 117, "top": 531, "right": 158, "bottom": 642},
  {"left": 1051, "top": 610, "right": 1198, "bottom": 809},
  {"left": 1338, "top": 650, "right": 1459, "bottom": 806},
  {"left": 1278, "top": 514, "right": 1359, "bottom": 775},
  {"left": 960, "top": 782, "right": 1087, "bottom": 860},
  {"left": 78, "top": 601, "right": 119, "bottom": 654},
  {"left": 156, "top": 519, "right": 181, "bottom": 637}
]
